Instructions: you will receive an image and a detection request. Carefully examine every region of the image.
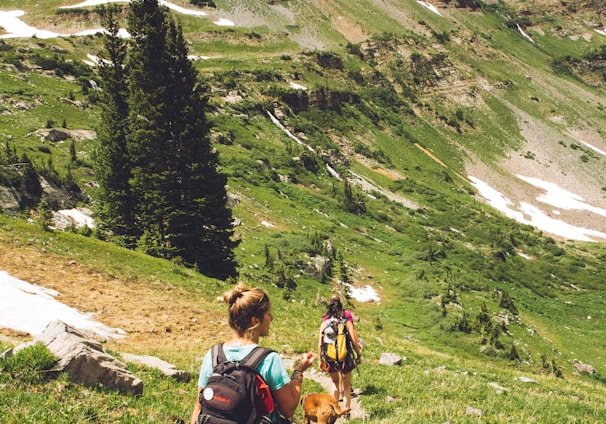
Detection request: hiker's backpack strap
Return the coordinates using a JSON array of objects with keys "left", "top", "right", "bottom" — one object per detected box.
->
[
  {"left": 240, "top": 345, "right": 274, "bottom": 369},
  {"left": 240, "top": 346, "right": 276, "bottom": 420},
  {"left": 210, "top": 342, "right": 226, "bottom": 368}
]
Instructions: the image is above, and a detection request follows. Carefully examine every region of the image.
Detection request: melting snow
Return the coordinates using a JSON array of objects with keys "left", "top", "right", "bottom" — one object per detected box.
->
[
  {"left": 214, "top": 18, "right": 235, "bottom": 27},
  {"left": 61, "top": 0, "right": 208, "bottom": 17},
  {"left": 0, "top": 1, "right": 208, "bottom": 39},
  {"left": 469, "top": 176, "right": 606, "bottom": 242},
  {"left": 347, "top": 284, "right": 381, "bottom": 304},
  {"left": 417, "top": 1, "right": 442, "bottom": 16},
  {"left": 579, "top": 141, "right": 606, "bottom": 156},
  {"left": 0, "top": 270, "right": 124, "bottom": 338},
  {"left": 289, "top": 82, "right": 307, "bottom": 90},
  {"left": 517, "top": 24, "right": 535, "bottom": 43}
]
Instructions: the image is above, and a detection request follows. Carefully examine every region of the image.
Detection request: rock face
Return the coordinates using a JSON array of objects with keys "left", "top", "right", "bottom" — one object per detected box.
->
[
  {"left": 16, "top": 321, "right": 144, "bottom": 395},
  {"left": 0, "top": 175, "right": 85, "bottom": 215},
  {"left": 121, "top": 353, "right": 191, "bottom": 382}
]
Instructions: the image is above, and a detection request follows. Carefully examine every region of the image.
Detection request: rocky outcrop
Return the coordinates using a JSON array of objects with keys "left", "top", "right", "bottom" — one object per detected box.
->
[
  {"left": 11, "top": 321, "right": 144, "bottom": 395},
  {"left": 0, "top": 174, "right": 85, "bottom": 215},
  {"left": 121, "top": 353, "right": 191, "bottom": 382},
  {"left": 280, "top": 88, "right": 360, "bottom": 113},
  {"left": 379, "top": 352, "right": 405, "bottom": 366}
]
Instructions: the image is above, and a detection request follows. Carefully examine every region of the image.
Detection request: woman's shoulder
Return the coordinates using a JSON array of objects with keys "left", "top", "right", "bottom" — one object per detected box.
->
[{"left": 262, "top": 349, "right": 285, "bottom": 364}]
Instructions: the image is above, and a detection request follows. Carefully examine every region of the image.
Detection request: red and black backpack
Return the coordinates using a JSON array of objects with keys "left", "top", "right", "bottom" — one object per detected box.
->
[{"left": 197, "top": 343, "right": 275, "bottom": 424}]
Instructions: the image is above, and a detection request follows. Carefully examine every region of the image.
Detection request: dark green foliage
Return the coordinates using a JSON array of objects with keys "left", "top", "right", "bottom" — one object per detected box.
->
[
  {"left": 336, "top": 251, "right": 351, "bottom": 286},
  {"left": 264, "top": 244, "right": 274, "bottom": 270},
  {"left": 342, "top": 180, "right": 366, "bottom": 215},
  {"left": 69, "top": 140, "right": 77, "bottom": 164},
  {"left": 497, "top": 289, "right": 518, "bottom": 314},
  {"left": 552, "top": 56, "right": 577, "bottom": 75},
  {"left": 541, "top": 354, "right": 563, "bottom": 378},
  {"left": 476, "top": 302, "right": 491, "bottom": 328},
  {"left": 455, "top": 312, "right": 472, "bottom": 333},
  {"left": 95, "top": 0, "right": 237, "bottom": 278},
  {"left": 507, "top": 343, "right": 521, "bottom": 361},
  {"left": 0, "top": 343, "right": 57, "bottom": 385},
  {"left": 36, "top": 198, "right": 53, "bottom": 231},
  {"left": 273, "top": 265, "right": 297, "bottom": 298},
  {"left": 31, "top": 53, "right": 92, "bottom": 78},
  {"left": 95, "top": 4, "right": 137, "bottom": 247},
  {"left": 189, "top": 0, "right": 216, "bottom": 6}
]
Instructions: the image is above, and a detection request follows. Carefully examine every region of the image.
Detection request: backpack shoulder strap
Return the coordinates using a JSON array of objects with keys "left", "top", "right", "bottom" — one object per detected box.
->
[
  {"left": 240, "top": 346, "right": 274, "bottom": 370},
  {"left": 211, "top": 342, "right": 226, "bottom": 367}
]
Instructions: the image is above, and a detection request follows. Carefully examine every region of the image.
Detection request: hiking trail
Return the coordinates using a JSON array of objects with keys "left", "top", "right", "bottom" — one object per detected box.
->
[{"left": 283, "top": 356, "right": 366, "bottom": 421}]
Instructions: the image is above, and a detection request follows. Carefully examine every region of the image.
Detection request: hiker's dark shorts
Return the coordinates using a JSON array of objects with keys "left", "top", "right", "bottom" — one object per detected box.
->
[{"left": 324, "top": 360, "right": 356, "bottom": 375}]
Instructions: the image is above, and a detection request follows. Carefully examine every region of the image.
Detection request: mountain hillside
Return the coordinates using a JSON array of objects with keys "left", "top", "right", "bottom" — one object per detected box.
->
[{"left": 1, "top": 1, "right": 606, "bottom": 423}]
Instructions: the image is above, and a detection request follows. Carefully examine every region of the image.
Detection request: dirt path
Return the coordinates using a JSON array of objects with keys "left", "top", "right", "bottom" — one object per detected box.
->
[{"left": 282, "top": 357, "right": 366, "bottom": 421}]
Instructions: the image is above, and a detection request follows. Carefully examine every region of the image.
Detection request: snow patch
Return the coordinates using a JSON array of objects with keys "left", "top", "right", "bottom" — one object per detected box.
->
[
  {"left": 56, "top": 208, "right": 95, "bottom": 228},
  {"left": 347, "top": 283, "right": 381, "bottom": 304},
  {"left": 469, "top": 175, "right": 606, "bottom": 242},
  {"left": 416, "top": 1, "right": 442, "bottom": 16},
  {"left": 0, "top": 270, "right": 124, "bottom": 338},
  {"left": 1, "top": 1, "right": 208, "bottom": 39},
  {"left": 289, "top": 82, "right": 307, "bottom": 90},
  {"left": 214, "top": 18, "right": 235, "bottom": 27},
  {"left": 517, "top": 24, "right": 535, "bottom": 43}
]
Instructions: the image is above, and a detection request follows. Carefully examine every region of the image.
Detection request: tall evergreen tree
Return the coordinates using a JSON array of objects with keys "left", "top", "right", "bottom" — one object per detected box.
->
[
  {"left": 96, "top": 0, "right": 238, "bottom": 278},
  {"left": 125, "top": 0, "right": 176, "bottom": 257},
  {"left": 95, "top": 4, "right": 138, "bottom": 247},
  {"left": 160, "top": 19, "right": 238, "bottom": 278}
]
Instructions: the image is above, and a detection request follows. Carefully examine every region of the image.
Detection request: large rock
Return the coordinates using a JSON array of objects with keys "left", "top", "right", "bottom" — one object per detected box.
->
[
  {"left": 379, "top": 352, "right": 404, "bottom": 366},
  {"left": 0, "top": 185, "right": 22, "bottom": 214},
  {"left": 20, "top": 321, "right": 143, "bottom": 395},
  {"left": 121, "top": 353, "right": 191, "bottom": 382}
]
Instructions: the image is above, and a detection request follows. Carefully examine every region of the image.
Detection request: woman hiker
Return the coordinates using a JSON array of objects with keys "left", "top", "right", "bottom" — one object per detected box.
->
[
  {"left": 190, "top": 283, "right": 316, "bottom": 424},
  {"left": 318, "top": 296, "right": 362, "bottom": 415}
]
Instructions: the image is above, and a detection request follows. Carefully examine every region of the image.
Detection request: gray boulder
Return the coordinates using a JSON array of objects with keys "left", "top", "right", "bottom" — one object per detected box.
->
[
  {"left": 121, "top": 353, "right": 191, "bottom": 382},
  {"left": 379, "top": 352, "right": 404, "bottom": 366},
  {"left": 14, "top": 321, "right": 143, "bottom": 395}
]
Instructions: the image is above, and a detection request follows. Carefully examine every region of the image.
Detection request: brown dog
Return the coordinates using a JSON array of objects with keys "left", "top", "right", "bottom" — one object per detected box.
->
[{"left": 301, "top": 393, "right": 351, "bottom": 424}]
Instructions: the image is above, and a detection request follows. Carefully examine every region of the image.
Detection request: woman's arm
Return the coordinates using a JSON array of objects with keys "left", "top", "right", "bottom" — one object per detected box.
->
[
  {"left": 346, "top": 321, "right": 362, "bottom": 358},
  {"left": 189, "top": 386, "right": 202, "bottom": 424},
  {"left": 272, "top": 352, "right": 316, "bottom": 418}
]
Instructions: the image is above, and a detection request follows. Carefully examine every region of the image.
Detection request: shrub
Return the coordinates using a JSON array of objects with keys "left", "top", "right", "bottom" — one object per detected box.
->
[{"left": 0, "top": 343, "right": 57, "bottom": 385}]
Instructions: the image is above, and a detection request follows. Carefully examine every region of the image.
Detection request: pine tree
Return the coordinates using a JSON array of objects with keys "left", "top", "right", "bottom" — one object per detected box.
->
[
  {"left": 95, "top": 4, "right": 138, "bottom": 247},
  {"left": 97, "top": 0, "right": 237, "bottom": 278},
  {"left": 160, "top": 19, "right": 238, "bottom": 278},
  {"left": 125, "top": 0, "right": 176, "bottom": 257}
]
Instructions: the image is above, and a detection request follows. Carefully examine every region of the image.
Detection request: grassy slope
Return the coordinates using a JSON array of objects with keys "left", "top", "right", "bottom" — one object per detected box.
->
[{"left": 1, "top": 0, "right": 606, "bottom": 422}]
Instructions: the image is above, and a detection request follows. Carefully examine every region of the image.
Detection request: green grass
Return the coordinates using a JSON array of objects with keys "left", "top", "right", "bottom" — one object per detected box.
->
[{"left": 2, "top": 219, "right": 605, "bottom": 423}]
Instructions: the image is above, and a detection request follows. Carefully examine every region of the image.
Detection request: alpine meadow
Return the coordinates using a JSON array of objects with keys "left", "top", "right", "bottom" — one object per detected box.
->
[{"left": 0, "top": 1, "right": 606, "bottom": 423}]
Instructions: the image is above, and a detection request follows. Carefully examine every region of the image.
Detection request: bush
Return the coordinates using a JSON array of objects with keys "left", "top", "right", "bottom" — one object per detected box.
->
[{"left": 0, "top": 343, "right": 57, "bottom": 385}]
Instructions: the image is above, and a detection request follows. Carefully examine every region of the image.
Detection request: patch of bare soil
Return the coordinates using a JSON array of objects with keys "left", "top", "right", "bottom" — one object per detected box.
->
[
  {"left": 309, "top": 0, "right": 367, "bottom": 44},
  {"left": 0, "top": 243, "right": 227, "bottom": 356}
]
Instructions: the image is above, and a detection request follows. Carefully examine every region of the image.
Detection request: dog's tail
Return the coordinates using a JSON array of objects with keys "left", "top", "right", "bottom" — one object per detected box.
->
[{"left": 332, "top": 405, "right": 351, "bottom": 417}]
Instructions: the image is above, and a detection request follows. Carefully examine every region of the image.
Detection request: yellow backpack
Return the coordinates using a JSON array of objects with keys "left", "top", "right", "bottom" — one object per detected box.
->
[{"left": 323, "top": 317, "right": 350, "bottom": 362}]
